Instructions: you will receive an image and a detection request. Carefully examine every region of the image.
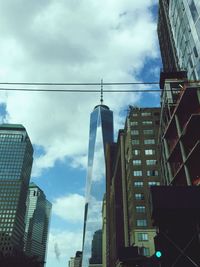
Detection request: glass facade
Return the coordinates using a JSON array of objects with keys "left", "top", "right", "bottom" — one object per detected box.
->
[
  {"left": 24, "top": 183, "right": 52, "bottom": 266},
  {"left": 157, "top": 0, "right": 180, "bottom": 72},
  {"left": 0, "top": 124, "right": 33, "bottom": 254},
  {"left": 169, "top": 0, "right": 200, "bottom": 79},
  {"left": 82, "top": 104, "right": 113, "bottom": 267}
]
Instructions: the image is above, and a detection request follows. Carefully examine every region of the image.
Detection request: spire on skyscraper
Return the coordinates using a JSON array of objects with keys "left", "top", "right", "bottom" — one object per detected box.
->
[{"left": 100, "top": 79, "right": 103, "bottom": 105}]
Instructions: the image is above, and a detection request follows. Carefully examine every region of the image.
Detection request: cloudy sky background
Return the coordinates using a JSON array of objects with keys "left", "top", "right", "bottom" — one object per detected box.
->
[{"left": 0, "top": 0, "right": 161, "bottom": 266}]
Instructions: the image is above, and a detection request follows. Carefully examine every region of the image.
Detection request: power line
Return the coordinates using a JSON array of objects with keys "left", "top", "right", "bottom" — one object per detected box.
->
[
  {"left": 1, "top": 80, "right": 197, "bottom": 93},
  {"left": 0, "top": 87, "right": 162, "bottom": 93},
  {"left": 0, "top": 81, "right": 159, "bottom": 86}
]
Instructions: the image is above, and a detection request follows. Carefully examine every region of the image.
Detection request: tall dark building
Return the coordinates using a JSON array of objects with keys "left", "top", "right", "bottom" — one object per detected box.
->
[
  {"left": 158, "top": 0, "right": 200, "bottom": 79},
  {"left": 24, "top": 182, "right": 52, "bottom": 266},
  {"left": 89, "top": 230, "right": 102, "bottom": 265},
  {"left": 157, "top": 0, "right": 180, "bottom": 72},
  {"left": 82, "top": 103, "right": 113, "bottom": 267},
  {"left": 0, "top": 124, "right": 33, "bottom": 254},
  {"left": 106, "top": 134, "right": 125, "bottom": 267},
  {"left": 106, "top": 107, "right": 161, "bottom": 267}
]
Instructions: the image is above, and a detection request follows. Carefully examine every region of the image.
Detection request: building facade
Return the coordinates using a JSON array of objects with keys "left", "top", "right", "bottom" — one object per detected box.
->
[
  {"left": 82, "top": 104, "right": 113, "bottom": 267},
  {"left": 0, "top": 124, "right": 33, "bottom": 254},
  {"left": 106, "top": 108, "right": 161, "bottom": 267},
  {"left": 69, "top": 251, "right": 82, "bottom": 267},
  {"left": 124, "top": 107, "right": 161, "bottom": 256},
  {"left": 106, "top": 136, "right": 126, "bottom": 267},
  {"left": 158, "top": 0, "right": 200, "bottom": 80},
  {"left": 102, "top": 196, "right": 106, "bottom": 267},
  {"left": 24, "top": 182, "right": 52, "bottom": 265},
  {"left": 89, "top": 230, "right": 102, "bottom": 266},
  {"left": 159, "top": 72, "right": 200, "bottom": 186},
  {"left": 157, "top": 0, "right": 180, "bottom": 72}
]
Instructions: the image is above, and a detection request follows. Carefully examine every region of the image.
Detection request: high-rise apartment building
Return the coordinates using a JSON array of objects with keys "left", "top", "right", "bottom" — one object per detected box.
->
[
  {"left": 82, "top": 103, "right": 113, "bottom": 267},
  {"left": 106, "top": 108, "right": 161, "bottom": 266},
  {"left": 124, "top": 107, "right": 161, "bottom": 255},
  {"left": 0, "top": 124, "right": 33, "bottom": 254},
  {"left": 24, "top": 182, "right": 52, "bottom": 265},
  {"left": 157, "top": 0, "right": 180, "bottom": 72},
  {"left": 158, "top": 0, "right": 200, "bottom": 80}
]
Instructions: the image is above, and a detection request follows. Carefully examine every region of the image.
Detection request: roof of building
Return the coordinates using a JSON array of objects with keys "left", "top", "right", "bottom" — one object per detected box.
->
[
  {"left": 0, "top": 123, "right": 25, "bottom": 131},
  {"left": 94, "top": 104, "right": 110, "bottom": 110}
]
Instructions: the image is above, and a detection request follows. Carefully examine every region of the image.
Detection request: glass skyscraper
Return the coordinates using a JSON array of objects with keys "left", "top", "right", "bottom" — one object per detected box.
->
[
  {"left": 0, "top": 124, "right": 33, "bottom": 254},
  {"left": 24, "top": 182, "right": 52, "bottom": 266},
  {"left": 82, "top": 104, "right": 113, "bottom": 267},
  {"left": 158, "top": 0, "right": 200, "bottom": 79},
  {"left": 169, "top": 0, "right": 200, "bottom": 80}
]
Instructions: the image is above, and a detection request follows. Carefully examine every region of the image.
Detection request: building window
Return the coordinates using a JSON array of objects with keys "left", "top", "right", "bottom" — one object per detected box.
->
[
  {"left": 133, "top": 149, "right": 140, "bottom": 156},
  {"left": 147, "top": 170, "right": 159, "bottom": 176},
  {"left": 189, "top": 0, "right": 199, "bottom": 23},
  {"left": 132, "top": 140, "right": 140, "bottom": 145},
  {"left": 135, "top": 193, "right": 144, "bottom": 200},
  {"left": 141, "top": 112, "right": 151, "bottom": 116},
  {"left": 134, "top": 182, "right": 143, "bottom": 187},
  {"left": 144, "top": 139, "right": 155, "bottom": 145},
  {"left": 142, "top": 121, "right": 153, "bottom": 125},
  {"left": 132, "top": 113, "right": 138, "bottom": 117},
  {"left": 136, "top": 219, "right": 147, "bottom": 227},
  {"left": 141, "top": 247, "right": 150, "bottom": 256},
  {"left": 130, "top": 121, "right": 138, "bottom": 126},
  {"left": 143, "top": 129, "right": 154, "bottom": 135},
  {"left": 145, "top": 149, "right": 155, "bottom": 155},
  {"left": 136, "top": 206, "right": 146, "bottom": 213},
  {"left": 146, "top": 160, "right": 156, "bottom": 165},
  {"left": 131, "top": 130, "right": 139, "bottom": 135},
  {"left": 133, "top": 170, "right": 142, "bottom": 176},
  {"left": 148, "top": 182, "right": 160, "bottom": 186},
  {"left": 133, "top": 160, "right": 142, "bottom": 166},
  {"left": 138, "top": 233, "right": 148, "bottom": 241}
]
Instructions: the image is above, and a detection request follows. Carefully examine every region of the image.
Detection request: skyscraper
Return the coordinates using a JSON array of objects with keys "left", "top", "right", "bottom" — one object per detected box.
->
[
  {"left": 124, "top": 107, "right": 161, "bottom": 255},
  {"left": 106, "top": 107, "right": 161, "bottom": 267},
  {"left": 82, "top": 103, "right": 113, "bottom": 267},
  {"left": 89, "top": 230, "right": 102, "bottom": 265},
  {"left": 158, "top": 0, "right": 200, "bottom": 80},
  {"left": 24, "top": 182, "right": 52, "bottom": 266},
  {"left": 157, "top": 0, "right": 180, "bottom": 72},
  {"left": 0, "top": 124, "right": 33, "bottom": 254}
]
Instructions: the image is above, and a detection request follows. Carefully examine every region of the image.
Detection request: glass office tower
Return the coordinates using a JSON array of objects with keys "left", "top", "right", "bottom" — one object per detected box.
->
[
  {"left": 24, "top": 183, "right": 52, "bottom": 266},
  {"left": 158, "top": 0, "right": 200, "bottom": 79},
  {"left": 168, "top": 0, "right": 200, "bottom": 80},
  {"left": 0, "top": 124, "right": 33, "bottom": 254},
  {"left": 82, "top": 104, "right": 113, "bottom": 267}
]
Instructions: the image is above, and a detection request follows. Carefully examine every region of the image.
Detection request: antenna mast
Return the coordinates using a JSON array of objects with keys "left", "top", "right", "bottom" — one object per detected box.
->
[{"left": 100, "top": 79, "right": 103, "bottom": 105}]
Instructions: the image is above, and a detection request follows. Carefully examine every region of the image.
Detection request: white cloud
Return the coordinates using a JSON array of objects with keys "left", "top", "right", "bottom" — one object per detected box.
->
[
  {"left": 47, "top": 228, "right": 83, "bottom": 267},
  {"left": 52, "top": 194, "right": 85, "bottom": 222},
  {"left": 0, "top": 0, "right": 160, "bottom": 176}
]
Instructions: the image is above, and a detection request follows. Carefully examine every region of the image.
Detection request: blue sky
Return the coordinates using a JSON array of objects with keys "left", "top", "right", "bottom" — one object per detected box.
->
[{"left": 0, "top": 0, "right": 161, "bottom": 266}]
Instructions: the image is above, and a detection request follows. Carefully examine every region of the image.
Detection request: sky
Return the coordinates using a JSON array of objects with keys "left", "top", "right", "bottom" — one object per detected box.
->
[{"left": 0, "top": 0, "right": 162, "bottom": 266}]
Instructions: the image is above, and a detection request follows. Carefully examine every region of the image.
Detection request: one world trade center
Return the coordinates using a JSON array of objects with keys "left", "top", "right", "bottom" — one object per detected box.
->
[{"left": 82, "top": 96, "right": 113, "bottom": 267}]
